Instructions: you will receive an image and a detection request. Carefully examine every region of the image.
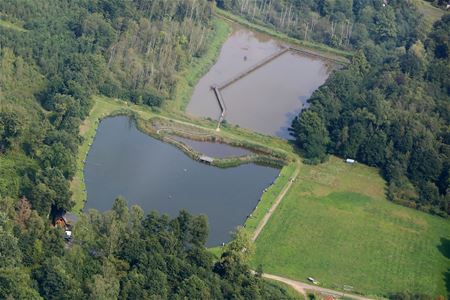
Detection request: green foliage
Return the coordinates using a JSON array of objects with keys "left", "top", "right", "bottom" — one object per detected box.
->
[
  {"left": 0, "top": 0, "right": 216, "bottom": 223},
  {"left": 0, "top": 267, "right": 41, "bottom": 299},
  {"left": 217, "top": 0, "right": 422, "bottom": 51},
  {"left": 291, "top": 111, "right": 329, "bottom": 163},
  {"left": 292, "top": 13, "right": 450, "bottom": 216},
  {"left": 0, "top": 193, "right": 298, "bottom": 299}
]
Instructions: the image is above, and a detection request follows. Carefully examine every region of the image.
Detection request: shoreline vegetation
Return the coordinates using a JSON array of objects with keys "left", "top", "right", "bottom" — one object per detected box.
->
[
  {"left": 215, "top": 9, "right": 352, "bottom": 62},
  {"left": 71, "top": 15, "right": 298, "bottom": 215},
  {"left": 164, "top": 18, "right": 231, "bottom": 112},
  {"left": 3, "top": 0, "right": 449, "bottom": 298},
  {"left": 69, "top": 9, "right": 450, "bottom": 298},
  {"left": 71, "top": 95, "right": 297, "bottom": 215}
]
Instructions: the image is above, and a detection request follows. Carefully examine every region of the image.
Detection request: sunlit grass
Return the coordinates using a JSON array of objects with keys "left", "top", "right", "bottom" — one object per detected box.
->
[
  {"left": 70, "top": 10, "right": 450, "bottom": 298},
  {"left": 413, "top": 0, "right": 445, "bottom": 28},
  {"left": 251, "top": 156, "right": 450, "bottom": 297},
  {"left": 244, "top": 162, "right": 297, "bottom": 233}
]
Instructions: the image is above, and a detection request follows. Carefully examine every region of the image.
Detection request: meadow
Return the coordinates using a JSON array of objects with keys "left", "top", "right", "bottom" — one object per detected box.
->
[
  {"left": 251, "top": 156, "right": 450, "bottom": 297},
  {"left": 69, "top": 10, "right": 450, "bottom": 298}
]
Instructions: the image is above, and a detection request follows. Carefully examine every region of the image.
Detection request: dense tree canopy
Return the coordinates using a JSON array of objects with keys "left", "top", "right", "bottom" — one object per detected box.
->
[
  {"left": 216, "top": 1, "right": 449, "bottom": 216},
  {"left": 0, "top": 197, "right": 294, "bottom": 299},
  {"left": 289, "top": 11, "right": 450, "bottom": 216},
  {"left": 216, "top": 0, "right": 424, "bottom": 51},
  {"left": 0, "top": 0, "right": 448, "bottom": 297},
  {"left": 0, "top": 0, "right": 217, "bottom": 215},
  {"left": 0, "top": 1, "right": 297, "bottom": 298}
]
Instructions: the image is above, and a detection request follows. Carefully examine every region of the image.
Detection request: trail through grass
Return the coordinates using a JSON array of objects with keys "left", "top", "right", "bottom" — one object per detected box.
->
[
  {"left": 251, "top": 157, "right": 450, "bottom": 297},
  {"left": 70, "top": 11, "right": 450, "bottom": 298}
]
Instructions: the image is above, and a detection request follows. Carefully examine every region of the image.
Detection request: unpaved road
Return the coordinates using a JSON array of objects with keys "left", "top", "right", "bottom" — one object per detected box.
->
[
  {"left": 252, "top": 160, "right": 300, "bottom": 241},
  {"left": 263, "top": 273, "right": 375, "bottom": 300}
]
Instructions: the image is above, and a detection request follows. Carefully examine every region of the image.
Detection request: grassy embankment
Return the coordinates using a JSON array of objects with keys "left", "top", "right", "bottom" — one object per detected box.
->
[
  {"left": 163, "top": 18, "right": 231, "bottom": 112},
  {"left": 71, "top": 95, "right": 297, "bottom": 214},
  {"left": 71, "top": 10, "right": 450, "bottom": 298},
  {"left": 267, "top": 280, "right": 305, "bottom": 300},
  {"left": 71, "top": 17, "right": 297, "bottom": 213},
  {"left": 215, "top": 9, "right": 352, "bottom": 62},
  {"left": 251, "top": 156, "right": 450, "bottom": 297},
  {"left": 70, "top": 98, "right": 139, "bottom": 213}
]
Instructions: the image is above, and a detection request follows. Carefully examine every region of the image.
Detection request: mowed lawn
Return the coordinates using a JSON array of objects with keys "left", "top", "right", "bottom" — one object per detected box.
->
[{"left": 251, "top": 156, "right": 450, "bottom": 297}]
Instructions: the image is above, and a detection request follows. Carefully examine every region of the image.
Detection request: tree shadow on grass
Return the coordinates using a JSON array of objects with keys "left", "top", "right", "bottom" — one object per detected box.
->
[
  {"left": 438, "top": 238, "right": 450, "bottom": 259},
  {"left": 444, "top": 269, "right": 450, "bottom": 297},
  {"left": 437, "top": 238, "right": 450, "bottom": 296}
]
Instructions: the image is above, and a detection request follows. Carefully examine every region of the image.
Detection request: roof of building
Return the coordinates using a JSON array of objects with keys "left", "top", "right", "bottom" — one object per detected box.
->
[{"left": 199, "top": 155, "right": 214, "bottom": 163}]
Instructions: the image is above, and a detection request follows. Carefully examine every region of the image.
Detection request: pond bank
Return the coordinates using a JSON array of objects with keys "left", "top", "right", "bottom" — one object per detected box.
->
[
  {"left": 84, "top": 116, "right": 281, "bottom": 246},
  {"left": 215, "top": 9, "right": 352, "bottom": 62},
  {"left": 71, "top": 97, "right": 292, "bottom": 214}
]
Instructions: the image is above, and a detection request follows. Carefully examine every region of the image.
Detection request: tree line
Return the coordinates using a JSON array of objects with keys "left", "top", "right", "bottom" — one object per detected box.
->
[
  {"left": 216, "top": 0, "right": 449, "bottom": 217},
  {"left": 216, "top": 0, "right": 423, "bottom": 50},
  {"left": 215, "top": 0, "right": 449, "bottom": 216},
  {"left": 0, "top": 0, "right": 215, "bottom": 216},
  {"left": 0, "top": 1, "right": 297, "bottom": 298},
  {"left": 0, "top": 196, "right": 292, "bottom": 299}
]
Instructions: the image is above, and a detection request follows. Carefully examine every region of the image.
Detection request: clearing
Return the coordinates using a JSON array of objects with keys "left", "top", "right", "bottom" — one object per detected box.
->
[{"left": 251, "top": 156, "right": 450, "bottom": 297}]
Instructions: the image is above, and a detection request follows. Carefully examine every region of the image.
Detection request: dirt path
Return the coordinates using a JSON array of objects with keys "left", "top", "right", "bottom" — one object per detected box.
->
[
  {"left": 252, "top": 160, "right": 300, "bottom": 241},
  {"left": 263, "top": 273, "right": 374, "bottom": 300}
]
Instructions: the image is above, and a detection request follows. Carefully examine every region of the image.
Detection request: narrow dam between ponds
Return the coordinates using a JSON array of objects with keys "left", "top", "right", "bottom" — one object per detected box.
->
[
  {"left": 186, "top": 24, "right": 337, "bottom": 139},
  {"left": 83, "top": 116, "right": 279, "bottom": 246}
]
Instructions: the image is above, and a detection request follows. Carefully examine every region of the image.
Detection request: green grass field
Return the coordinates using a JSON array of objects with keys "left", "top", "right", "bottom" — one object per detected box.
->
[
  {"left": 70, "top": 12, "right": 450, "bottom": 298},
  {"left": 251, "top": 156, "right": 450, "bottom": 297},
  {"left": 245, "top": 162, "right": 298, "bottom": 233},
  {"left": 413, "top": 0, "right": 446, "bottom": 28}
]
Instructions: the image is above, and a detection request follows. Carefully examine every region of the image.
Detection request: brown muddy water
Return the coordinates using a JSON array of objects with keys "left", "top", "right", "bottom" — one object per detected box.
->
[{"left": 186, "top": 24, "right": 336, "bottom": 139}]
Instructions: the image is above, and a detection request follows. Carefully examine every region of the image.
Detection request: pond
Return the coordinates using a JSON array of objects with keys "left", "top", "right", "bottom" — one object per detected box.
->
[
  {"left": 171, "top": 136, "right": 251, "bottom": 158},
  {"left": 186, "top": 24, "right": 335, "bottom": 139},
  {"left": 84, "top": 116, "right": 279, "bottom": 246}
]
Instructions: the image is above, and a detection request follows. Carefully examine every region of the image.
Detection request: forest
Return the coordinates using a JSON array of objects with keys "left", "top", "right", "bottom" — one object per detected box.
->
[
  {"left": 217, "top": 0, "right": 449, "bottom": 216},
  {"left": 0, "top": 0, "right": 215, "bottom": 217},
  {"left": 0, "top": 0, "right": 449, "bottom": 298},
  {"left": 0, "top": 0, "right": 294, "bottom": 298},
  {"left": 0, "top": 196, "right": 292, "bottom": 299}
]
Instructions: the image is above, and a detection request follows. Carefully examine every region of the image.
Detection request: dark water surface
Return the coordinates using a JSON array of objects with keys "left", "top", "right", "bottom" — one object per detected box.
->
[
  {"left": 172, "top": 136, "right": 251, "bottom": 158},
  {"left": 186, "top": 24, "right": 335, "bottom": 138},
  {"left": 84, "top": 117, "right": 279, "bottom": 246}
]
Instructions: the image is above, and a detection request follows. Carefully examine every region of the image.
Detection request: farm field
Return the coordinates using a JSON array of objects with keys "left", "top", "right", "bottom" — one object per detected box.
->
[{"left": 250, "top": 156, "right": 450, "bottom": 297}]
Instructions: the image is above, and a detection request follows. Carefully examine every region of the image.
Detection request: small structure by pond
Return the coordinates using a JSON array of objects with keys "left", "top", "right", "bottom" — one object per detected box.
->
[
  {"left": 84, "top": 116, "right": 280, "bottom": 246},
  {"left": 199, "top": 155, "right": 214, "bottom": 164}
]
